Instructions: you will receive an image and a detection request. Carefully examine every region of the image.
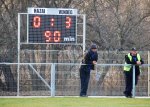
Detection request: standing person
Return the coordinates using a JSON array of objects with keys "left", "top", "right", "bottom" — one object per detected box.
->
[
  {"left": 79, "top": 44, "right": 98, "bottom": 97},
  {"left": 123, "top": 48, "right": 144, "bottom": 98}
]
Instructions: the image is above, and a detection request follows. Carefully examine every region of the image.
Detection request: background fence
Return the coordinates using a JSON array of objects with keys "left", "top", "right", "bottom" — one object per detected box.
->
[
  {"left": 0, "top": 49, "right": 149, "bottom": 96},
  {"left": 0, "top": 63, "right": 149, "bottom": 97}
]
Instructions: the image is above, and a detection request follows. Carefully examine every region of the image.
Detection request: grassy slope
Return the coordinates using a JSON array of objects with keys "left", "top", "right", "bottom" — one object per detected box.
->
[{"left": 0, "top": 97, "right": 150, "bottom": 107}]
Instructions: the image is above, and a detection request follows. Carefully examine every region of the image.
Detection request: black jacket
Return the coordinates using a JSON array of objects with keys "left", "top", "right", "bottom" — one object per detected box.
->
[
  {"left": 82, "top": 49, "right": 98, "bottom": 70},
  {"left": 125, "top": 53, "right": 144, "bottom": 75}
]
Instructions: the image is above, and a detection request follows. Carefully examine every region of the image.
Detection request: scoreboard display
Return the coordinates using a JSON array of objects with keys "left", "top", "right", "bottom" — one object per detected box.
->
[{"left": 28, "top": 8, "right": 77, "bottom": 43}]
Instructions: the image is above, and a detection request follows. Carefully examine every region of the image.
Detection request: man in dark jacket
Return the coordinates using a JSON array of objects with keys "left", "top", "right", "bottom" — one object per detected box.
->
[
  {"left": 79, "top": 44, "right": 98, "bottom": 97},
  {"left": 123, "top": 48, "right": 144, "bottom": 98}
]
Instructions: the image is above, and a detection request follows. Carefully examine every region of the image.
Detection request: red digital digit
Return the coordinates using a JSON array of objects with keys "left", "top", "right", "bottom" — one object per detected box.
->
[
  {"left": 66, "top": 17, "right": 71, "bottom": 29},
  {"left": 33, "top": 16, "right": 41, "bottom": 28},
  {"left": 54, "top": 31, "right": 61, "bottom": 42},
  {"left": 50, "top": 18, "right": 54, "bottom": 27},
  {"left": 44, "top": 31, "right": 52, "bottom": 42}
]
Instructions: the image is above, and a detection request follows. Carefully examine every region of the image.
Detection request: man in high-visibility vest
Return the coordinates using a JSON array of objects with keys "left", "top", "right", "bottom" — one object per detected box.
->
[{"left": 123, "top": 48, "right": 144, "bottom": 98}]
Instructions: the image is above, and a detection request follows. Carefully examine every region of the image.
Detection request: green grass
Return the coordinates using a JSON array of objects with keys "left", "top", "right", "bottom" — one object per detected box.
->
[{"left": 0, "top": 97, "right": 150, "bottom": 107}]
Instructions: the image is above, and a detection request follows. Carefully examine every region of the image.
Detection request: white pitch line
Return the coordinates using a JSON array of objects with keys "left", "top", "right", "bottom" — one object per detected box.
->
[{"left": 0, "top": 96, "right": 150, "bottom": 98}]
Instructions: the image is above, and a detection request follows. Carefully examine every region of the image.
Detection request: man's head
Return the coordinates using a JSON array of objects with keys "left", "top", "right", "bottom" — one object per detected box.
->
[
  {"left": 130, "top": 47, "right": 137, "bottom": 56},
  {"left": 91, "top": 44, "right": 97, "bottom": 52}
]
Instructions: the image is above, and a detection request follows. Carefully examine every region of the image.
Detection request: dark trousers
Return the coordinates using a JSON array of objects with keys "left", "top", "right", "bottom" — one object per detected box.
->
[
  {"left": 124, "top": 71, "right": 139, "bottom": 96},
  {"left": 80, "top": 66, "right": 90, "bottom": 96}
]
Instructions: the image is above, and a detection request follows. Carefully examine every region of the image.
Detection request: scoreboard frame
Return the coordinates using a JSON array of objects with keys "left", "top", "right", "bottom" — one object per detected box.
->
[{"left": 27, "top": 8, "right": 78, "bottom": 44}]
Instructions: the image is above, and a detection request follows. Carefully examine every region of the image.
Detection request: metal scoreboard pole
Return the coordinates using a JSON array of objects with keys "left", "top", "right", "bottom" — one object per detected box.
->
[{"left": 83, "top": 14, "right": 86, "bottom": 53}]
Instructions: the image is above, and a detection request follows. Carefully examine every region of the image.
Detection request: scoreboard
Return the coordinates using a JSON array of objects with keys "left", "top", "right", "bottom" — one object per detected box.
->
[{"left": 28, "top": 8, "right": 77, "bottom": 43}]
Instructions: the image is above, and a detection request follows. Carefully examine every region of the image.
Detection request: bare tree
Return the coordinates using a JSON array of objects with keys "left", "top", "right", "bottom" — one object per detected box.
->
[{"left": 80, "top": 0, "right": 150, "bottom": 50}]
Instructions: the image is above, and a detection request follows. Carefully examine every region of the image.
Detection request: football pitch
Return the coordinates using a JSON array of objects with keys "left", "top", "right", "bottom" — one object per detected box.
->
[{"left": 0, "top": 97, "right": 150, "bottom": 107}]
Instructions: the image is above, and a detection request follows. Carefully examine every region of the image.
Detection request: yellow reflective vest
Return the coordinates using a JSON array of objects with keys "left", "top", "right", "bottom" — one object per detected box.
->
[{"left": 124, "top": 53, "right": 141, "bottom": 72}]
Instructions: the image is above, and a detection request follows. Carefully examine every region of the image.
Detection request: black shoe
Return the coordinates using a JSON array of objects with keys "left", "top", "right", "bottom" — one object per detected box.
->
[
  {"left": 80, "top": 95, "right": 88, "bottom": 97},
  {"left": 128, "top": 95, "right": 132, "bottom": 98},
  {"left": 128, "top": 93, "right": 132, "bottom": 98},
  {"left": 124, "top": 93, "right": 132, "bottom": 98},
  {"left": 124, "top": 95, "right": 132, "bottom": 98},
  {"left": 123, "top": 91, "right": 132, "bottom": 98}
]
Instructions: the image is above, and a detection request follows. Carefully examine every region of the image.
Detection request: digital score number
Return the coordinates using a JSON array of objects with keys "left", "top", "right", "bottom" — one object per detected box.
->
[{"left": 28, "top": 8, "right": 77, "bottom": 43}]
